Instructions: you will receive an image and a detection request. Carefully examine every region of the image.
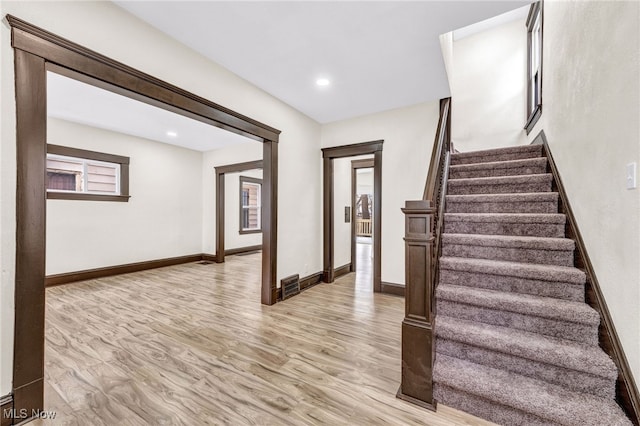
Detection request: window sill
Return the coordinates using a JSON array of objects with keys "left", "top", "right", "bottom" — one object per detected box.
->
[
  {"left": 525, "top": 105, "right": 542, "bottom": 135},
  {"left": 239, "top": 229, "right": 262, "bottom": 235},
  {"left": 47, "top": 192, "right": 130, "bottom": 202}
]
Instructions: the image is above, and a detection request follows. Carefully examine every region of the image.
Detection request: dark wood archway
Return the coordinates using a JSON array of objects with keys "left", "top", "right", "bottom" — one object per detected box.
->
[{"left": 6, "top": 15, "right": 280, "bottom": 420}]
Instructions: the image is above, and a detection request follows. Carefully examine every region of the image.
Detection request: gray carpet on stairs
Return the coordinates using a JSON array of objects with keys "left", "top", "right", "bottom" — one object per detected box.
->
[{"left": 433, "top": 145, "right": 631, "bottom": 425}]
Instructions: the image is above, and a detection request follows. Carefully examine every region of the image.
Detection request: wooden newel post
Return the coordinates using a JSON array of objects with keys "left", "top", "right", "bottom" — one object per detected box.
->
[{"left": 397, "top": 199, "right": 437, "bottom": 410}]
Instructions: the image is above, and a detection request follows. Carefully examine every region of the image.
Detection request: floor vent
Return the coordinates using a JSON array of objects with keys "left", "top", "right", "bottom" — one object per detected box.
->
[
  {"left": 197, "top": 261, "right": 213, "bottom": 265},
  {"left": 281, "top": 274, "right": 300, "bottom": 300}
]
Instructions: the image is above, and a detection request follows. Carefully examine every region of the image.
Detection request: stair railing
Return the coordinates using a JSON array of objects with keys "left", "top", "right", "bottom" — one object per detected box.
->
[{"left": 397, "top": 97, "right": 451, "bottom": 410}]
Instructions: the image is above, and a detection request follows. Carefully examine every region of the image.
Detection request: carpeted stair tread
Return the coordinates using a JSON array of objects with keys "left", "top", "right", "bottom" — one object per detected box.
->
[
  {"left": 439, "top": 256, "right": 586, "bottom": 284},
  {"left": 447, "top": 174, "right": 553, "bottom": 196},
  {"left": 442, "top": 233, "right": 574, "bottom": 251},
  {"left": 434, "top": 355, "right": 631, "bottom": 426},
  {"left": 450, "top": 144, "right": 543, "bottom": 166},
  {"left": 436, "top": 315, "right": 617, "bottom": 380},
  {"left": 450, "top": 157, "right": 548, "bottom": 179},
  {"left": 445, "top": 192, "right": 559, "bottom": 214},
  {"left": 437, "top": 284, "right": 599, "bottom": 326}
]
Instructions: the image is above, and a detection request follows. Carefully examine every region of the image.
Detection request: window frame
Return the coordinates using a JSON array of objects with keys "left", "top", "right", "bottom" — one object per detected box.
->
[
  {"left": 239, "top": 175, "right": 262, "bottom": 234},
  {"left": 46, "top": 144, "right": 130, "bottom": 202},
  {"left": 525, "top": 1, "right": 543, "bottom": 134}
]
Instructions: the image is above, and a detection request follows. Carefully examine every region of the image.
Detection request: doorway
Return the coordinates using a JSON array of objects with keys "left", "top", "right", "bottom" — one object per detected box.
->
[
  {"left": 321, "top": 141, "right": 383, "bottom": 291},
  {"left": 352, "top": 160, "right": 375, "bottom": 289},
  {"left": 8, "top": 15, "right": 280, "bottom": 417}
]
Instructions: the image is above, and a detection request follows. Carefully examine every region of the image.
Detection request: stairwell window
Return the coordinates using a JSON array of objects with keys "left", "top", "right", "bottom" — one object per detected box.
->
[
  {"left": 239, "top": 176, "right": 262, "bottom": 234},
  {"left": 525, "top": 1, "right": 543, "bottom": 134},
  {"left": 46, "top": 144, "right": 130, "bottom": 202}
]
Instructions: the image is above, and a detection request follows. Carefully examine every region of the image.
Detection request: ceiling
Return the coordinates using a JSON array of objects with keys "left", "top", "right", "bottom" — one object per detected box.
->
[
  {"left": 47, "top": 71, "right": 255, "bottom": 151},
  {"left": 114, "top": 1, "right": 532, "bottom": 123}
]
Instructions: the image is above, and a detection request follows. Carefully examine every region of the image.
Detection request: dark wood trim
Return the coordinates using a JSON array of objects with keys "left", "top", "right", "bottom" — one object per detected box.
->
[
  {"left": 12, "top": 48, "right": 46, "bottom": 420},
  {"left": 1, "top": 394, "right": 14, "bottom": 426},
  {"left": 334, "top": 263, "right": 352, "bottom": 279},
  {"left": 277, "top": 271, "right": 324, "bottom": 301},
  {"left": 8, "top": 15, "right": 280, "bottom": 414},
  {"left": 239, "top": 176, "right": 263, "bottom": 234},
  {"left": 201, "top": 253, "right": 218, "bottom": 263},
  {"left": 216, "top": 160, "right": 263, "bottom": 175},
  {"left": 45, "top": 254, "right": 204, "bottom": 287},
  {"left": 262, "top": 141, "right": 278, "bottom": 305},
  {"left": 225, "top": 245, "right": 262, "bottom": 256},
  {"left": 300, "top": 272, "right": 323, "bottom": 290},
  {"left": 322, "top": 141, "right": 383, "bottom": 292},
  {"left": 46, "top": 192, "right": 130, "bottom": 202},
  {"left": 7, "top": 15, "right": 280, "bottom": 143},
  {"left": 215, "top": 160, "right": 264, "bottom": 263},
  {"left": 351, "top": 159, "right": 375, "bottom": 273},
  {"left": 323, "top": 157, "right": 334, "bottom": 283},
  {"left": 525, "top": 1, "right": 543, "bottom": 134},
  {"left": 525, "top": 105, "right": 542, "bottom": 135},
  {"left": 373, "top": 151, "right": 382, "bottom": 293},
  {"left": 381, "top": 282, "right": 405, "bottom": 297},
  {"left": 535, "top": 130, "right": 640, "bottom": 425},
  {"left": 47, "top": 143, "right": 129, "bottom": 164},
  {"left": 321, "top": 140, "right": 383, "bottom": 159}
]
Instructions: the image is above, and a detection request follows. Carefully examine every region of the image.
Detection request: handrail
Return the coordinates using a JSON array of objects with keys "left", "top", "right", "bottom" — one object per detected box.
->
[
  {"left": 423, "top": 98, "right": 451, "bottom": 201},
  {"left": 398, "top": 97, "right": 451, "bottom": 410}
]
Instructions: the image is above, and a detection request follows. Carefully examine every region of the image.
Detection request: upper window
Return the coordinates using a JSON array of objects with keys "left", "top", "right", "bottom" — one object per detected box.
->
[
  {"left": 46, "top": 144, "right": 130, "bottom": 202},
  {"left": 526, "top": 1, "right": 543, "bottom": 134},
  {"left": 239, "top": 176, "right": 262, "bottom": 234}
]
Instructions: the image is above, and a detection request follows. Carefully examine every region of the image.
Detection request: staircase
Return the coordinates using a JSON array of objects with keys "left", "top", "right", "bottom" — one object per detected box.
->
[{"left": 433, "top": 144, "right": 632, "bottom": 425}]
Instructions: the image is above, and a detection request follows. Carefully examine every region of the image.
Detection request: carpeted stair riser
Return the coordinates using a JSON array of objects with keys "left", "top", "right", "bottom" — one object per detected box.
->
[
  {"left": 449, "top": 158, "right": 548, "bottom": 179},
  {"left": 446, "top": 193, "right": 559, "bottom": 214},
  {"left": 436, "top": 299, "right": 598, "bottom": 344},
  {"left": 450, "top": 145, "right": 543, "bottom": 166},
  {"left": 447, "top": 174, "right": 553, "bottom": 196},
  {"left": 444, "top": 213, "right": 566, "bottom": 238},
  {"left": 434, "top": 384, "right": 554, "bottom": 426},
  {"left": 436, "top": 338, "right": 614, "bottom": 399},
  {"left": 439, "top": 268, "right": 584, "bottom": 301},
  {"left": 442, "top": 241, "right": 574, "bottom": 266}
]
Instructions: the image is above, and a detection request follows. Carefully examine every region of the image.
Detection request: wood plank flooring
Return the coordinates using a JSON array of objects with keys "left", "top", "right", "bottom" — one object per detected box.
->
[{"left": 37, "top": 251, "right": 495, "bottom": 425}]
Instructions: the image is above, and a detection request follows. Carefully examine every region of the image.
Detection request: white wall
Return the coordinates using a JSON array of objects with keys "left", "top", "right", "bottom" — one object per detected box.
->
[
  {"left": 0, "top": 1, "right": 322, "bottom": 396},
  {"left": 322, "top": 101, "right": 441, "bottom": 285},
  {"left": 225, "top": 169, "right": 263, "bottom": 250},
  {"left": 334, "top": 157, "right": 353, "bottom": 268},
  {"left": 527, "top": 0, "right": 640, "bottom": 383},
  {"left": 449, "top": 18, "right": 528, "bottom": 151},
  {"left": 46, "top": 119, "right": 203, "bottom": 275}
]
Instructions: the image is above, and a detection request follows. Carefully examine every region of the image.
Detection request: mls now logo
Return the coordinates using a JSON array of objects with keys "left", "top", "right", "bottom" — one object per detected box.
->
[{"left": 3, "top": 408, "right": 57, "bottom": 420}]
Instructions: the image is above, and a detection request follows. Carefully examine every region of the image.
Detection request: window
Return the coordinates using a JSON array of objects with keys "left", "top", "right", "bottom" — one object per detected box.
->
[
  {"left": 46, "top": 144, "right": 130, "bottom": 202},
  {"left": 525, "top": 1, "right": 543, "bottom": 134},
  {"left": 239, "top": 176, "right": 262, "bottom": 233}
]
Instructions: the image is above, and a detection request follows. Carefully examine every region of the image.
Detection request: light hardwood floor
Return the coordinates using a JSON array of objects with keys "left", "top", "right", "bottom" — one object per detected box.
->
[{"left": 38, "top": 250, "right": 494, "bottom": 425}]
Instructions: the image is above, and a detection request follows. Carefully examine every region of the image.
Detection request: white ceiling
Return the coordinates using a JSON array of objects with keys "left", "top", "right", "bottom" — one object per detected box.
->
[
  {"left": 114, "top": 1, "right": 532, "bottom": 123},
  {"left": 47, "top": 71, "right": 255, "bottom": 151}
]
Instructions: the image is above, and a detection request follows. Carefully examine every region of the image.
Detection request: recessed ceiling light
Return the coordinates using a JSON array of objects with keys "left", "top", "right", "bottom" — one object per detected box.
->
[
  {"left": 316, "top": 78, "right": 330, "bottom": 87},
  {"left": 166, "top": 131, "right": 178, "bottom": 137}
]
